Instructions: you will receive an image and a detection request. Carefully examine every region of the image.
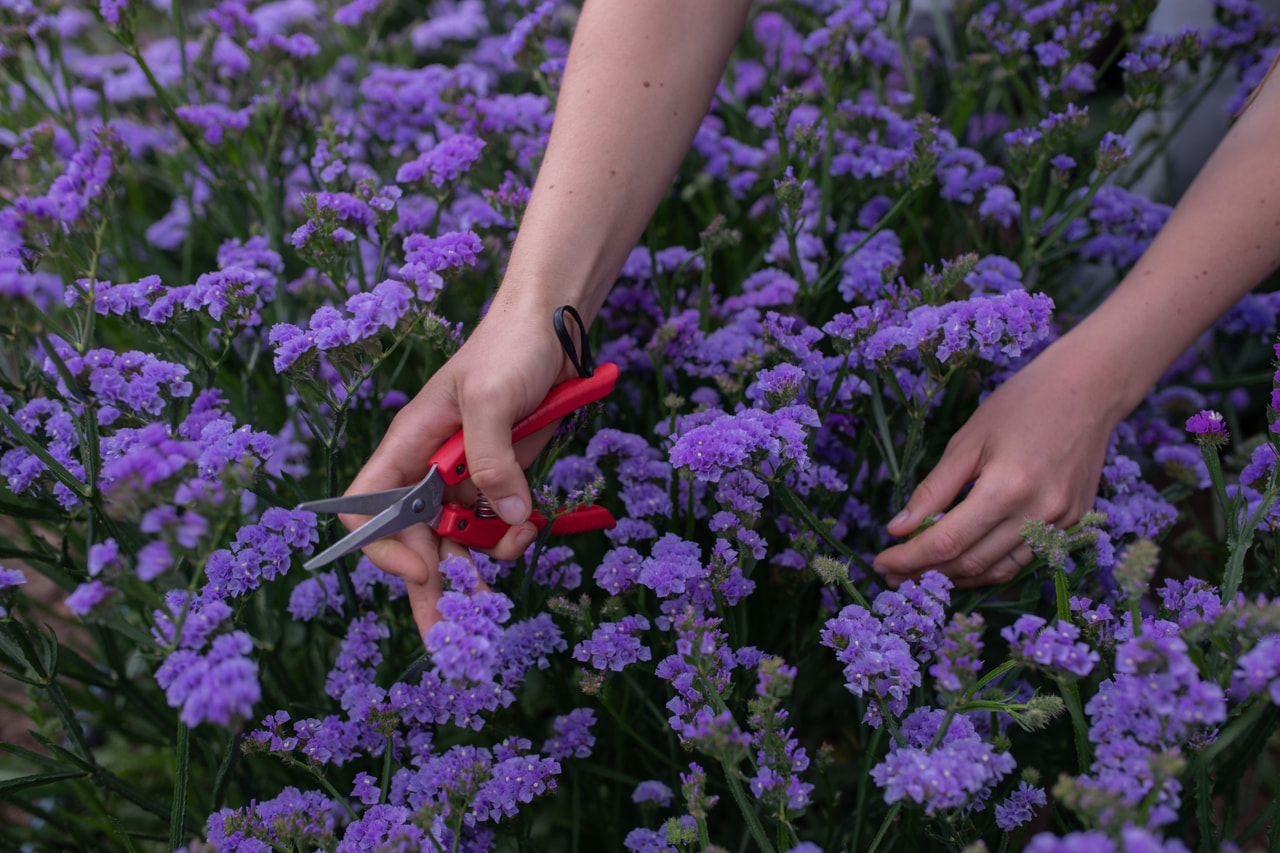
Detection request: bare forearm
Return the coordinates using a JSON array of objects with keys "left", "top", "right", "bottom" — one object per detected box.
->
[
  {"left": 494, "top": 0, "right": 751, "bottom": 321},
  {"left": 1063, "top": 70, "right": 1280, "bottom": 419}
]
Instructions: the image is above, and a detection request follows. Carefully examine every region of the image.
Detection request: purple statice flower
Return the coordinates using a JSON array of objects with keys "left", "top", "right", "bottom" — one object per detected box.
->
[
  {"left": 994, "top": 781, "right": 1047, "bottom": 830},
  {"left": 337, "top": 804, "right": 438, "bottom": 852},
  {"left": 820, "top": 604, "right": 920, "bottom": 726},
  {"left": 469, "top": 753, "right": 561, "bottom": 823},
  {"left": 497, "top": 613, "right": 567, "bottom": 683},
  {"left": 1082, "top": 186, "right": 1171, "bottom": 268},
  {"left": 44, "top": 126, "right": 119, "bottom": 224},
  {"left": 624, "top": 818, "right": 697, "bottom": 853},
  {"left": 0, "top": 565, "right": 26, "bottom": 618},
  {"left": 594, "top": 546, "right": 642, "bottom": 595},
  {"left": 836, "top": 229, "right": 903, "bottom": 302},
  {"left": 176, "top": 103, "right": 253, "bottom": 145},
  {"left": 1233, "top": 635, "right": 1280, "bottom": 705},
  {"left": 1025, "top": 827, "right": 1192, "bottom": 853},
  {"left": 399, "top": 230, "right": 483, "bottom": 295},
  {"left": 929, "top": 612, "right": 985, "bottom": 697},
  {"left": 631, "top": 779, "right": 673, "bottom": 807},
  {"left": 1096, "top": 131, "right": 1133, "bottom": 175},
  {"left": 151, "top": 591, "right": 231, "bottom": 651},
  {"left": 247, "top": 32, "right": 320, "bottom": 57},
  {"left": 871, "top": 708, "right": 1016, "bottom": 814},
  {"left": 99, "top": 0, "right": 130, "bottom": 25},
  {"left": 66, "top": 580, "right": 110, "bottom": 616},
  {"left": 1153, "top": 442, "right": 1210, "bottom": 489},
  {"left": 1157, "top": 577, "right": 1224, "bottom": 628},
  {"left": 636, "top": 534, "right": 707, "bottom": 599},
  {"left": 324, "top": 613, "right": 389, "bottom": 710},
  {"left": 410, "top": 0, "right": 488, "bottom": 51},
  {"left": 206, "top": 787, "right": 336, "bottom": 851},
  {"left": 573, "top": 615, "right": 651, "bottom": 672},
  {"left": 397, "top": 134, "right": 485, "bottom": 188},
  {"left": 154, "top": 631, "right": 260, "bottom": 727},
  {"left": 1185, "top": 409, "right": 1228, "bottom": 441},
  {"left": 964, "top": 255, "right": 1023, "bottom": 294},
  {"left": 978, "top": 185, "right": 1019, "bottom": 228},
  {"left": 936, "top": 147, "right": 1004, "bottom": 204},
  {"left": 334, "top": 0, "right": 389, "bottom": 26},
  {"left": 351, "top": 771, "right": 381, "bottom": 806},
  {"left": 669, "top": 404, "right": 819, "bottom": 484},
  {"left": 1082, "top": 634, "right": 1225, "bottom": 825},
  {"left": 872, "top": 571, "right": 951, "bottom": 652},
  {"left": 288, "top": 572, "right": 343, "bottom": 621},
  {"left": 426, "top": 586, "right": 512, "bottom": 680},
  {"left": 748, "top": 723, "right": 814, "bottom": 813},
  {"left": 1001, "top": 614, "right": 1099, "bottom": 678},
  {"left": 543, "top": 708, "right": 596, "bottom": 759}
]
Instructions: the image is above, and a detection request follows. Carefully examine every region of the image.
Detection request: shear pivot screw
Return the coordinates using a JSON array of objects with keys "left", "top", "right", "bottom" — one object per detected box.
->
[{"left": 411, "top": 499, "right": 425, "bottom": 513}]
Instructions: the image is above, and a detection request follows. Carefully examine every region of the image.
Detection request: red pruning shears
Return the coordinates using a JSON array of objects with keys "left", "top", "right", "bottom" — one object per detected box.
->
[{"left": 299, "top": 307, "right": 617, "bottom": 571}]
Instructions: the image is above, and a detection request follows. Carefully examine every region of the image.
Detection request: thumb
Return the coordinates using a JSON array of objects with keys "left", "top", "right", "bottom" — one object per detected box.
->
[{"left": 887, "top": 442, "right": 980, "bottom": 537}]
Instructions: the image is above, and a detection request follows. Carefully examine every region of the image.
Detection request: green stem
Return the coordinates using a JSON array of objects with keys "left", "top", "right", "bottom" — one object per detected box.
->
[
  {"left": 168, "top": 722, "right": 190, "bottom": 851},
  {"left": 969, "top": 659, "right": 1017, "bottom": 698},
  {"left": 866, "top": 373, "right": 901, "bottom": 481},
  {"left": 695, "top": 814, "right": 713, "bottom": 850},
  {"left": 775, "top": 482, "right": 875, "bottom": 581},
  {"left": 1058, "top": 679, "right": 1091, "bottom": 773},
  {"left": 720, "top": 758, "right": 776, "bottom": 853},
  {"left": 380, "top": 734, "right": 394, "bottom": 805},
  {"left": 816, "top": 190, "right": 916, "bottom": 294},
  {"left": 866, "top": 802, "right": 901, "bottom": 853}
]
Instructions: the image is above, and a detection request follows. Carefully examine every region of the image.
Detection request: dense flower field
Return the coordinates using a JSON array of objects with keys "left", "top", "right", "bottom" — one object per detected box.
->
[{"left": 2, "top": 0, "right": 1280, "bottom": 850}]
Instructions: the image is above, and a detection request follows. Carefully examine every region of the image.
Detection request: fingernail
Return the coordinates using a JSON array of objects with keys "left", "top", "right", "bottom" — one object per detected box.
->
[
  {"left": 515, "top": 525, "right": 536, "bottom": 549},
  {"left": 495, "top": 496, "right": 528, "bottom": 525},
  {"left": 890, "top": 510, "right": 909, "bottom": 527}
]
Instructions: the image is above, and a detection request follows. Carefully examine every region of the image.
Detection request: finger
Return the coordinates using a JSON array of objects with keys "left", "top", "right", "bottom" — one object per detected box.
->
[
  {"left": 882, "top": 521, "right": 1032, "bottom": 588},
  {"left": 458, "top": 379, "right": 539, "bottom": 526},
  {"left": 354, "top": 520, "right": 438, "bottom": 586},
  {"left": 476, "top": 521, "right": 540, "bottom": 562},
  {"left": 947, "top": 542, "right": 1038, "bottom": 589},
  {"left": 354, "top": 382, "right": 465, "bottom": 496},
  {"left": 406, "top": 572, "right": 445, "bottom": 642},
  {"left": 874, "top": 483, "right": 1003, "bottom": 578},
  {"left": 886, "top": 440, "right": 982, "bottom": 538}
]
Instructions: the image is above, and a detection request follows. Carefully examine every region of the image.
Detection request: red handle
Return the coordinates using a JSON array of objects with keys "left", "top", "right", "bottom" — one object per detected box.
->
[
  {"left": 435, "top": 503, "right": 617, "bottom": 549},
  {"left": 430, "top": 362, "right": 619, "bottom": 487}
]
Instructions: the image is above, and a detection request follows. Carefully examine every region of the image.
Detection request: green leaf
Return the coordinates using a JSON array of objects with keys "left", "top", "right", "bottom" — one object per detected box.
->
[
  {"left": 0, "top": 742, "right": 69, "bottom": 772},
  {"left": 0, "top": 407, "right": 87, "bottom": 499},
  {"left": 0, "top": 493, "right": 62, "bottom": 521},
  {"left": 0, "top": 770, "right": 89, "bottom": 797}
]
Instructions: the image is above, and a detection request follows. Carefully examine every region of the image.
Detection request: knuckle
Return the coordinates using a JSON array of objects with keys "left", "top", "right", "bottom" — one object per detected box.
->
[
  {"left": 466, "top": 461, "right": 509, "bottom": 494},
  {"left": 925, "top": 528, "right": 966, "bottom": 564},
  {"left": 950, "top": 554, "right": 988, "bottom": 578}
]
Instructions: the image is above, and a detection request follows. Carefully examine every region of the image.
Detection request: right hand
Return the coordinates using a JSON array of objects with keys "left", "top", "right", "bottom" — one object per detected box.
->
[{"left": 340, "top": 300, "right": 577, "bottom": 638}]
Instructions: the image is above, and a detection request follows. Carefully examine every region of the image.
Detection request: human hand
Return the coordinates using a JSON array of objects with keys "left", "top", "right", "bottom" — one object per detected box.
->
[
  {"left": 872, "top": 338, "right": 1125, "bottom": 589},
  {"left": 340, "top": 303, "right": 576, "bottom": 639}
]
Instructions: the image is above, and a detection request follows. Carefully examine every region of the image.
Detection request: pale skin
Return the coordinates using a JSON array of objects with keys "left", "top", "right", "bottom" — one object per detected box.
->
[{"left": 346, "top": 0, "right": 1280, "bottom": 638}]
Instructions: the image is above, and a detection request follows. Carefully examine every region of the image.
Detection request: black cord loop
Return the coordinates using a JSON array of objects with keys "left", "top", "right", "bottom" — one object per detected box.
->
[{"left": 553, "top": 305, "right": 595, "bottom": 378}]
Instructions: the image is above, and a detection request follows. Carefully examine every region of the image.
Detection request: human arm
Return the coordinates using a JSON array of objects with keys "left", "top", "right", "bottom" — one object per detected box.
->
[
  {"left": 873, "top": 66, "right": 1280, "bottom": 587},
  {"left": 345, "top": 0, "right": 752, "bottom": 637}
]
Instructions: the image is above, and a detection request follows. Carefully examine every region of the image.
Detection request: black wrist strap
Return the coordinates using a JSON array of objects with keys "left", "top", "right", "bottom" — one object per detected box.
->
[{"left": 553, "top": 305, "right": 595, "bottom": 379}]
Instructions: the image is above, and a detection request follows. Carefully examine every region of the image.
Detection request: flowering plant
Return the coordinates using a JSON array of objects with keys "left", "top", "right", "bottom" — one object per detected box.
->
[{"left": 2, "top": 1, "right": 1280, "bottom": 852}]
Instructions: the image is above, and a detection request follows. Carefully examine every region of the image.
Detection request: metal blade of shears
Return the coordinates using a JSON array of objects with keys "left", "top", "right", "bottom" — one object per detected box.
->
[
  {"left": 297, "top": 486, "right": 415, "bottom": 516},
  {"left": 302, "top": 466, "right": 446, "bottom": 571}
]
